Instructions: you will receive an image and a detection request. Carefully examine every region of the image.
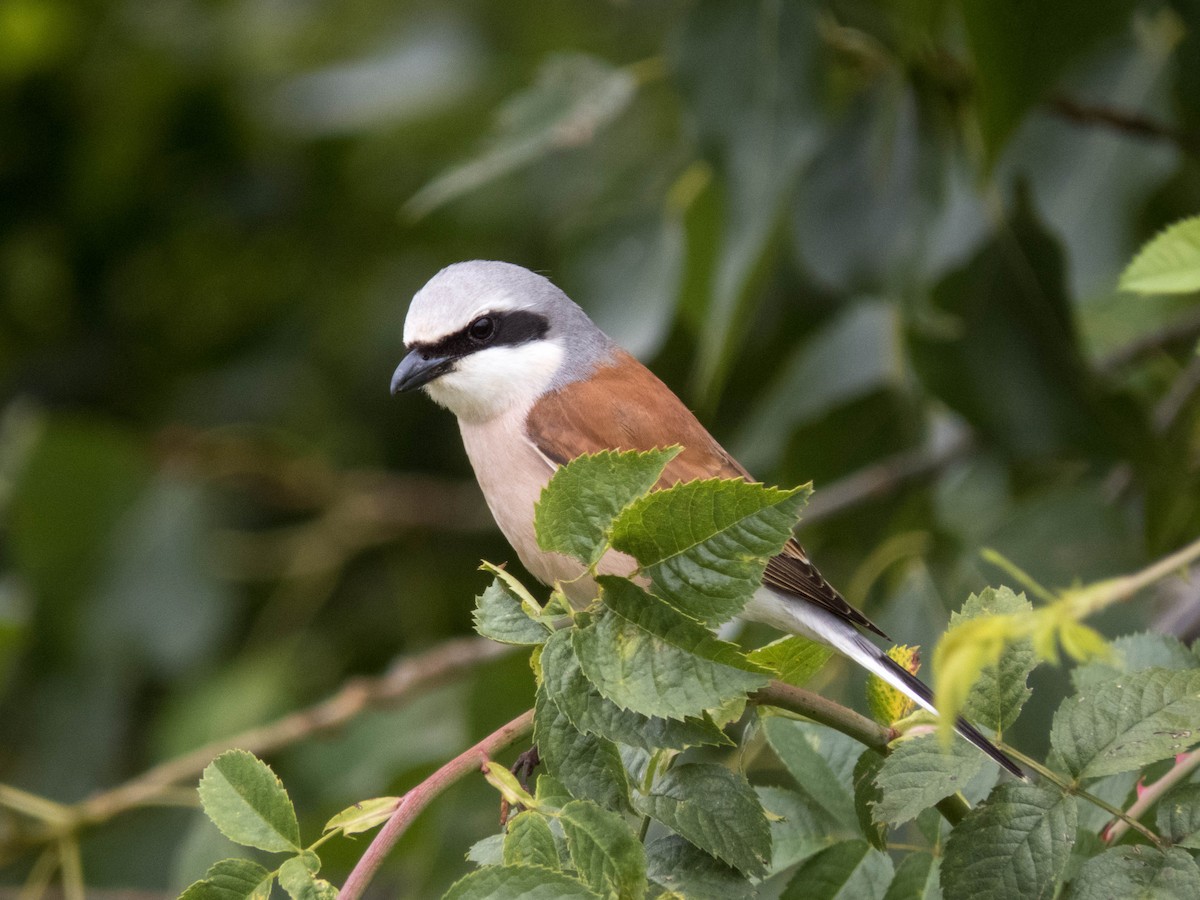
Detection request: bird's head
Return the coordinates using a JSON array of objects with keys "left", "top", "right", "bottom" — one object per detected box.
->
[{"left": 391, "top": 261, "right": 611, "bottom": 423}]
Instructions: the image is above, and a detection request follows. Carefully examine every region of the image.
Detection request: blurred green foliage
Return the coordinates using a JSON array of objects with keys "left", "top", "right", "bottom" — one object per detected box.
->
[{"left": 1, "top": 0, "right": 1199, "bottom": 895}]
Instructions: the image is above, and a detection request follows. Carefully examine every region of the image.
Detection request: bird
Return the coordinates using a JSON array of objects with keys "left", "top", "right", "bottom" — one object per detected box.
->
[{"left": 390, "top": 259, "right": 1023, "bottom": 778}]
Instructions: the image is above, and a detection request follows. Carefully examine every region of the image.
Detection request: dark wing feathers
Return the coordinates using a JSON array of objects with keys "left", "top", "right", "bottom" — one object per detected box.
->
[{"left": 526, "top": 349, "right": 888, "bottom": 638}]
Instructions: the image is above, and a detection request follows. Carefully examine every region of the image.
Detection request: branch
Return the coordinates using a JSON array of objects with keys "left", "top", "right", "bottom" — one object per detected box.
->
[
  {"left": 1102, "top": 747, "right": 1200, "bottom": 845},
  {"left": 340, "top": 709, "right": 535, "bottom": 900},
  {"left": 751, "top": 681, "right": 893, "bottom": 750},
  {"left": 1050, "top": 95, "right": 1200, "bottom": 156},
  {"left": 0, "top": 637, "right": 513, "bottom": 861}
]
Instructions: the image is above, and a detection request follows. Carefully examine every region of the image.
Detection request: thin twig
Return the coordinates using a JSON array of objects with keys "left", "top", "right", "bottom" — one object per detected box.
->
[
  {"left": 1050, "top": 95, "right": 1200, "bottom": 156},
  {"left": 0, "top": 638, "right": 513, "bottom": 862},
  {"left": 1103, "top": 747, "right": 1200, "bottom": 845},
  {"left": 340, "top": 709, "right": 535, "bottom": 900}
]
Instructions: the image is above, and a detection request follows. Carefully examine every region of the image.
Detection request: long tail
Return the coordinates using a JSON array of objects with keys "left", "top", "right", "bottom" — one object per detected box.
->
[{"left": 744, "top": 589, "right": 1026, "bottom": 780}]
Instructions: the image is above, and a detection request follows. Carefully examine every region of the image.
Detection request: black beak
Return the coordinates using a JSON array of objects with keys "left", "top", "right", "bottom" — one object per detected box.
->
[{"left": 390, "top": 350, "right": 453, "bottom": 395}]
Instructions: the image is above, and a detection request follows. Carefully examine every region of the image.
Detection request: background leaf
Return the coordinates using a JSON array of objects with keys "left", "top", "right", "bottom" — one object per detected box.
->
[{"left": 1119, "top": 216, "right": 1200, "bottom": 295}]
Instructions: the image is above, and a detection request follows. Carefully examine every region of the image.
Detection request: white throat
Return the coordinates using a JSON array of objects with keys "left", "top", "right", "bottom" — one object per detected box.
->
[{"left": 424, "top": 340, "right": 565, "bottom": 424}]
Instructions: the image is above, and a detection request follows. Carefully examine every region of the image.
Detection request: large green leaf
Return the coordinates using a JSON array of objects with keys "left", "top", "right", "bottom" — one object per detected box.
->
[
  {"left": 883, "top": 852, "right": 940, "bottom": 900},
  {"left": 1119, "top": 215, "right": 1200, "bottom": 295},
  {"left": 941, "top": 782, "right": 1077, "bottom": 900},
  {"left": 571, "top": 577, "right": 768, "bottom": 720},
  {"left": 534, "top": 448, "right": 679, "bottom": 567},
  {"left": 758, "top": 785, "right": 844, "bottom": 873},
  {"left": 852, "top": 750, "right": 888, "bottom": 852},
  {"left": 196, "top": 750, "right": 300, "bottom": 854},
  {"left": 560, "top": 799, "right": 647, "bottom": 900},
  {"left": 1050, "top": 667, "right": 1200, "bottom": 779},
  {"left": 534, "top": 685, "right": 630, "bottom": 812},
  {"left": 633, "top": 762, "right": 771, "bottom": 878},
  {"left": 179, "top": 859, "right": 274, "bottom": 900},
  {"left": 951, "top": 587, "right": 1036, "bottom": 734},
  {"left": 405, "top": 54, "right": 637, "bottom": 220},
  {"left": 1065, "top": 846, "right": 1200, "bottom": 899},
  {"left": 443, "top": 864, "right": 603, "bottom": 900},
  {"left": 540, "top": 628, "right": 731, "bottom": 751},
  {"left": 748, "top": 634, "right": 834, "bottom": 686},
  {"left": 644, "top": 835, "right": 755, "bottom": 900},
  {"left": 764, "top": 717, "right": 858, "bottom": 831},
  {"left": 780, "top": 840, "right": 894, "bottom": 900},
  {"left": 503, "top": 811, "right": 560, "bottom": 870},
  {"left": 1072, "top": 631, "right": 1198, "bottom": 694},
  {"left": 473, "top": 577, "right": 553, "bottom": 646},
  {"left": 872, "top": 733, "right": 987, "bottom": 825},
  {"left": 610, "top": 478, "right": 808, "bottom": 625},
  {"left": 1155, "top": 782, "right": 1200, "bottom": 849}
]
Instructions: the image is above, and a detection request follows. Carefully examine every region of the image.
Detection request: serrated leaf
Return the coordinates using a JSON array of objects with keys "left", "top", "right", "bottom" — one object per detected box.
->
[
  {"left": 867, "top": 645, "right": 920, "bottom": 725},
  {"left": 883, "top": 852, "right": 940, "bottom": 900},
  {"left": 873, "top": 734, "right": 987, "bottom": 825},
  {"left": 277, "top": 856, "right": 337, "bottom": 900},
  {"left": 405, "top": 54, "right": 637, "bottom": 221},
  {"left": 1156, "top": 782, "right": 1200, "bottom": 849},
  {"left": 1119, "top": 215, "right": 1200, "bottom": 295},
  {"left": 541, "top": 627, "right": 732, "bottom": 751},
  {"left": 1066, "top": 845, "right": 1200, "bottom": 899},
  {"left": 780, "top": 840, "right": 894, "bottom": 900},
  {"left": 1072, "top": 632, "right": 1198, "bottom": 694},
  {"left": 504, "top": 811, "right": 560, "bottom": 870},
  {"left": 764, "top": 717, "right": 858, "bottom": 831},
  {"left": 572, "top": 577, "right": 768, "bottom": 721},
  {"left": 852, "top": 750, "right": 888, "bottom": 852},
  {"left": 560, "top": 799, "right": 647, "bottom": 899},
  {"left": 941, "top": 782, "right": 1077, "bottom": 900},
  {"left": 535, "top": 448, "right": 680, "bottom": 567},
  {"left": 951, "top": 588, "right": 1037, "bottom": 734},
  {"left": 443, "top": 864, "right": 604, "bottom": 899},
  {"left": 323, "top": 796, "right": 398, "bottom": 836},
  {"left": 644, "top": 835, "right": 755, "bottom": 900},
  {"left": 610, "top": 478, "right": 809, "bottom": 625},
  {"left": 197, "top": 750, "right": 300, "bottom": 853},
  {"left": 748, "top": 635, "right": 834, "bottom": 687},
  {"left": 534, "top": 685, "right": 630, "bottom": 811},
  {"left": 1050, "top": 667, "right": 1200, "bottom": 779},
  {"left": 933, "top": 610, "right": 1026, "bottom": 739},
  {"left": 466, "top": 833, "right": 506, "bottom": 867},
  {"left": 758, "top": 785, "right": 843, "bottom": 873},
  {"left": 473, "top": 577, "right": 552, "bottom": 646},
  {"left": 179, "top": 859, "right": 274, "bottom": 900},
  {"left": 535, "top": 774, "right": 573, "bottom": 809},
  {"left": 633, "top": 762, "right": 770, "bottom": 878}
]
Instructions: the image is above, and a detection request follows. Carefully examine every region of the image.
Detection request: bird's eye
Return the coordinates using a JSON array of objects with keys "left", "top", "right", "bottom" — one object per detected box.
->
[{"left": 468, "top": 316, "right": 496, "bottom": 342}]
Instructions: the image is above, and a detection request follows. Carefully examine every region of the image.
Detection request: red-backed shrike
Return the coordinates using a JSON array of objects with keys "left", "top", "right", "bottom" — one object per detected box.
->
[{"left": 391, "top": 260, "right": 1021, "bottom": 777}]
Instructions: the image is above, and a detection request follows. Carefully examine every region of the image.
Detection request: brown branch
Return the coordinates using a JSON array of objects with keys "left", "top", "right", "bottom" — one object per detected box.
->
[
  {"left": 1050, "top": 95, "right": 1200, "bottom": 156},
  {"left": 0, "top": 637, "right": 513, "bottom": 862},
  {"left": 340, "top": 709, "right": 535, "bottom": 900}
]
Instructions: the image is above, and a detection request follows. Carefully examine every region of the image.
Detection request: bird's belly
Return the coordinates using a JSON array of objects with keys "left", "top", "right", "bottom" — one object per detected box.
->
[{"left": 458, "top": 413, "right": 636, "bottom": 606}]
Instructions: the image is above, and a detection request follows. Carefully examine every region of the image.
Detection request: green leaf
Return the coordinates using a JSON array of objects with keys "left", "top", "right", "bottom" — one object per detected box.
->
[
  {"left": 473, "top": 576, "right": 552, "bottom": 646},
  {"left": 758, "top": 785, "right": 843, "bottom": 873},
  {"left": 404, "top": 54, "right": 637, "bottom": 221},
  {"left": 644, "top": 835, "right": 755, "bottom": 900},
  {"left": 483, "top": 760, "right": 539, "bottom": 810},
  {"left": 443, "top": 864, "right": 604, "bottom": 900},
  {"left": 1050, "top": 667, "right": 1200, "bottom": 779},
  {"left": 932, "top": 611, "right": 1026, "bottom": 739},
  {"left": 780, "top": 840, "right": 894, "bottom": 900},
  {"left": 197, "top": 750, "right": 301, "bottom": 853},
  {"left": 951, "top": 587, "right": 1037, "bottom": 734},
  {"left": 873, "top": 733, "right": 987, "bottom": 825},
  {"left": 764, "top": 717, "right": 858, "bottom": 831},
  {"left": 467, "top": 833, "right": 506, "bottom": 867},
  {"left": 572, "top": 577, "right": 768, "bottom": 721},
  {"left": 277, "top": 856, "right": 337, "bottom": 900},
  {"left": 323, "top": 797, "right": 397, "bottom": 836},
  {"left": 541, "top": 628, "right": 731, "bottom": 751},
  {"left": 883, "top": 852, "right": 940, "bottom": 900},
  {"left": 941, "top": 782, "right": 1077, "bottom": 900},
  {"left": 748, "top": 635, "right": 834, "bottom": 687},
  {"left": 1120, "top": 216, "right": 1200, "bottom": 295},
  {"left": 1156, "top": 782, "right": 1200, "bottom": 849},
  {"left": 1072, "top": 631, "right": 1198, "bottom": 694},
  {"left": 867, "top": 645, "right": 920, "bottom": 725},
  {"left": 852, "top": 751, "right": 888, "bottom": 852},
  {"left": 1066, "top": 846, "right": 1200, "bottom": 899},
  {"left": 179, "top": 859, "right": 274, "bottom": 900},
  {"left": 504, "top": 811, "right": 561, "bottom": 870},
  {"left": 534, "top": 685, "right": 630, "bottom": 811},
  {"left": 632, "top": 762, "right": 770, "bottom": 878},
  {"left": 534, "top": 448, "right": 679, "bottom": 567},
  {"left": 959, "top": 0, "right": 1138, "bottom": 158},
  {"left": 609, "top": 478, "right": 809, "bottom": 625},
  {"left": 560, "top": 799, "right": 647, "bottom": 899}
]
